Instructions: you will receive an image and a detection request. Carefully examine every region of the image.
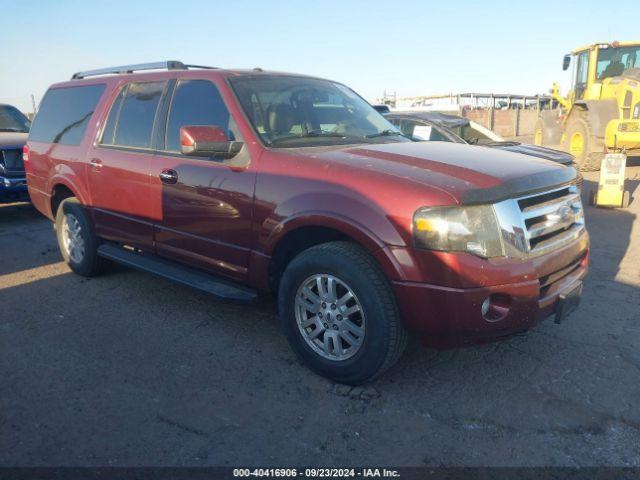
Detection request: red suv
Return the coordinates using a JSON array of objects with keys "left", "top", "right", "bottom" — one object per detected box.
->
[{"left": 25, "top": 61, "right": 589, "bottom": 384}]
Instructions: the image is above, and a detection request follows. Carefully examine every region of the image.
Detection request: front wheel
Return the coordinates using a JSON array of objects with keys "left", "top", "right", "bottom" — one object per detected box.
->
[
  {"left": 563, "top": 113, "right": 603, "bottom": 171},
  {"left": 278, "top": 241, "right": 407, "bottom": 385},
  {"left": 55, "top": 197, "right": 105, "bottom": 277}
]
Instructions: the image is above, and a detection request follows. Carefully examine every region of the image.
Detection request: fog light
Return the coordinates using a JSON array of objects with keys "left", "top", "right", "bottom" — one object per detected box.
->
[{"left": 481, "top": 294, "right": 511, "bottom": 322}]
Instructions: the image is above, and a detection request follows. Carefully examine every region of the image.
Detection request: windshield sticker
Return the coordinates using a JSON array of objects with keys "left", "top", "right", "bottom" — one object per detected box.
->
[{"left": 413, "top": 125, "right": 432, "bottom": 140}]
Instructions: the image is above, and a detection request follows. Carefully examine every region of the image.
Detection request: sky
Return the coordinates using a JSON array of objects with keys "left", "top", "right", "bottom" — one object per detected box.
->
[{"left": 2, "top": 0, "right": 638, "bottom": 113}]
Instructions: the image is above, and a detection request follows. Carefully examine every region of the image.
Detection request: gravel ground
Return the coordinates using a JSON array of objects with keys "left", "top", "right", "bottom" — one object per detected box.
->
[{"left": 1, "top": 168, "right": 639, "bottom": 467}]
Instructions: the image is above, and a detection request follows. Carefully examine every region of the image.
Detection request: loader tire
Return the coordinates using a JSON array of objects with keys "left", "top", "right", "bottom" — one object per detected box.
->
[{"left": 563, "top": 110, "right": 603, "bottom": 172}]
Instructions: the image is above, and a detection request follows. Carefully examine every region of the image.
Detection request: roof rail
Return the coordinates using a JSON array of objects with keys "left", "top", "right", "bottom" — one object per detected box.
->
[{"left": 71, "top": 61, "right": 217, "bottom": 80}]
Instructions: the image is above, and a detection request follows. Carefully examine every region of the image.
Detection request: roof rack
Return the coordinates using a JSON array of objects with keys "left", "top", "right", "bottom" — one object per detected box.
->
[{"left": 71, "top": 61, "right": 217, "bottom": 80}]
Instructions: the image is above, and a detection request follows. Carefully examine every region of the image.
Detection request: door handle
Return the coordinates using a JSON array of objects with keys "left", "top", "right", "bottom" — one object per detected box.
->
[
  {"left": 159, "top": 169, "right": 178, "bottom": 184},
  {"left": 89, "top": 158, "right": 102, "bottom": 169}
]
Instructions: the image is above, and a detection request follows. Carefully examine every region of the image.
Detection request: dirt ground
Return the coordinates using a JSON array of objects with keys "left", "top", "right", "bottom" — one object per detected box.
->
[{"left": 1, "top": 167, "right": 639, "bottom": 467}]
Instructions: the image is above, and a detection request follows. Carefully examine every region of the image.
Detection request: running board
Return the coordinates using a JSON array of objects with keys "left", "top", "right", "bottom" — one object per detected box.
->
[{"left": 97, "top": 243, "right": 258, "bottom": 304}]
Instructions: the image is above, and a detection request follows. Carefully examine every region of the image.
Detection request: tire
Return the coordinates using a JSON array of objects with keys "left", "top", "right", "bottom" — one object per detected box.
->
[
  {"left": 55, "top": 197, "right": 105, "bottom": 277},
  {"left": 278, "top": 241, "right": 407, "bottom": 385},
  {"left": 563, "top": 111, "right": 603, "bottom": 172}
]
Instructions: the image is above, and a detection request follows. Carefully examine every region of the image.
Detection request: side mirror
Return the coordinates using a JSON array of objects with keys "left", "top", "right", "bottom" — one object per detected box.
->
[
  {"left": 562, "top": 54, "right": 571, "bottom": 71},
  {"left": 180, "top": 125, "right": 243, "bottom": 158}
]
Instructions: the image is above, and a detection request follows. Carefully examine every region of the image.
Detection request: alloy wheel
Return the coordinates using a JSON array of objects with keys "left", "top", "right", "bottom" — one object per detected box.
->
[
  {"left": 294, "top": 274, "right": 366, "bottom": 361},
  {"left": 62, "top": 213, "right": 85, "bottom": 264}
]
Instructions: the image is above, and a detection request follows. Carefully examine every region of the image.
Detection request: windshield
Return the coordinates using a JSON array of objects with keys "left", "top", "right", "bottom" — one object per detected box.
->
[
  {"left": 230, "top": 76, "right": 408, "bottom": 148},
  {"left": 0, "top": 105, "right": 31, "bottom": 133},
  {"left": 450, "top": 122, "right": 503, "bottom": 144},
  {"left": 596, "top": 45, "right": 640, "bottom": 80}
]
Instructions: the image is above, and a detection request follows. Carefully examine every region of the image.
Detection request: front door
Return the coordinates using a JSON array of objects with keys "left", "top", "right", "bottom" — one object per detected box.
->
[
  {"left": 151, "top": 79, "right": 256, "bottom": 282},
  {"left": 574, "top": 51, "right": 590, "bottom": 100},
  {"left": 88, "top": 81, "right": 168, "bottom": 249}
]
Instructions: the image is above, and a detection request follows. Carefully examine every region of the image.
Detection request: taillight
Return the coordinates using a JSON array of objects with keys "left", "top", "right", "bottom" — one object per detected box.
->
[{"left": 23, "top": 145, "right": 30, "bottom": 163}]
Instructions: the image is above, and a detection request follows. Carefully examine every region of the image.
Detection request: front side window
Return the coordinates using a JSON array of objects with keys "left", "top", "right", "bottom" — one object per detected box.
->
[
  {"left": 165, "top": 80, "right": 236, "bottom": 152},
  {"left": 29, "top": 84, "right": 106, "bottom": 145},
  {"left": 450, "top": 124, "right": 500, "bottom": 144},
  {"left": 597, "top": 46, "right": 640, "bottom": 80},
  {"left": 0, "top": 105, "right": 31, "bottom": 133},
  {"left": 101, "top": 81, "right": 165, "bottom": 148},
  {"left": 230, "top": 76, "right": 407, "bottom": 148}
]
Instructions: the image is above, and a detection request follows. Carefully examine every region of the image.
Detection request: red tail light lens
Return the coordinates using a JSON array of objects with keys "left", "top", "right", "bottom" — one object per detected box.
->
[{"left": 23, "top": 145, "right": 30, "bottom": 163}]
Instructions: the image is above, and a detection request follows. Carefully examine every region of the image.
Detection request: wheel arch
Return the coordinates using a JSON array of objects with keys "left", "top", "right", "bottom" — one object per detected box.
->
[
  {"left": 568, "top": 99, "right": 619, "bottom": 137},
  {"left": 262, "top": 214, "right": 405, "bottom": 294},
  {"left": 50, "top": 182, "right": 81, "bottom": 218}
]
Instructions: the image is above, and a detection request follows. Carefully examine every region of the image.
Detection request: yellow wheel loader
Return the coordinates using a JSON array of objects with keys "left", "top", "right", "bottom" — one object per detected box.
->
[{"left": 534, "top": 41, "right": 640, "bottom": 171}]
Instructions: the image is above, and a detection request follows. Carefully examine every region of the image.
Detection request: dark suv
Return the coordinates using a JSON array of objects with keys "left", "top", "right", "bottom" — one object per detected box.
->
[
  {"left": 0, "top": 104, "right": 30, "bottom": 203},
  {"left": 26, "top": 62, "right": 589, "bottom": 384}
]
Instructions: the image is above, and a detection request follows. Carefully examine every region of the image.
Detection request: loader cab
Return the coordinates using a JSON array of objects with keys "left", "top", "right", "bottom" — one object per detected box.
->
[{"left": 565, "top": 43, "right": 640, "bottom": 102}]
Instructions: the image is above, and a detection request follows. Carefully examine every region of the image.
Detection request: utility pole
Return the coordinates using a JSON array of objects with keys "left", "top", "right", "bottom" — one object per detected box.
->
[{"left": 31, "top": 94, "right": 37, "bottom": 116}]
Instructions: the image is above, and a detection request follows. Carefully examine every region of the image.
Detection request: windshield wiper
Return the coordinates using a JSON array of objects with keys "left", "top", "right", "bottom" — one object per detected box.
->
[
  {"left": 366, "top": 129, "right": 407, "bottom": 139},
  {"left": 481, "top": 141, "right": 521, "bottom": 147},
  {"left": 303, "top": 130, "right": 349, "bottom": 138},
  {"left": 0, "top": 127, "right": 27, "bottom": 132},
  {"left": 270, "top": 131, "right": 356, "bottom": 145}
]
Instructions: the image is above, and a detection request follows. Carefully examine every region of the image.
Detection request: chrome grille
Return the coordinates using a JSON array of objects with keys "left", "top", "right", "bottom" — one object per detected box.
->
[
  {"left": 494, "top": 185, "right": 585, "bottom": 258},
  {"left": 1, "top": 149, "right": 24, "bottom": 171}
]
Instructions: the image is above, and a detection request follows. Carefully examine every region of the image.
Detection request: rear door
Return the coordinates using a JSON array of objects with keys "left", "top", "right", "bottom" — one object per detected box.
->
[
  {"left": 87, "top": 81, "right": 168, "bottom": 249},
  {"left": 151, "top": 79, "right": 256, "bottom": 282}
]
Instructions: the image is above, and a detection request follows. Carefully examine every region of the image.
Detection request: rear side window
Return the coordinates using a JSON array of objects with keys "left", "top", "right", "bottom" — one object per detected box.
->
[
  {"left": 100, "top": 87, "right": 126, "bottom": 146},
  {"left": 165, "top": 80, "right": 232, "bottom": 151},
  {"left": 29, "top": 84, "right": 106, "bottom": 145},
  {"left": 101, "top": 81, "right": 165, "bottom": 149}
]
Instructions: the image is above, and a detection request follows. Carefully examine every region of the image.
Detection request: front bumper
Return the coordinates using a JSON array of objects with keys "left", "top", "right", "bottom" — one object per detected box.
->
[
  {"left": 390, "top": 234, "right": 589, "bottom": 348},
  {"left": 0, "top": 176, "right": 29, "bottom": 203}
]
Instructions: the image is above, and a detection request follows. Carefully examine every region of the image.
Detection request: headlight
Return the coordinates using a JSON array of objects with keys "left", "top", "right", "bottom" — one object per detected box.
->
[{"left": 413, "top": 205, "right": 504, "bottom": 258}]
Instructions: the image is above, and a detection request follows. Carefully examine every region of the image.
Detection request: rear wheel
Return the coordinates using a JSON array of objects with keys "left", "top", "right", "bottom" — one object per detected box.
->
[
  {"left": 278, "top": 241, "right": 407, "bottom": 385},
  {"left": 55, "top": 197, "right": 105, "bottom": 277}
]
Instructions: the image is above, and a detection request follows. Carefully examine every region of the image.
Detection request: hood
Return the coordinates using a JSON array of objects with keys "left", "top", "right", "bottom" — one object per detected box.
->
[
  {"left": 0, "top": 132, "right": 28, "bottom": 149},
  {"left": 492, "top": 142, "right": 575, "bottom": 165},
  {"left": 307, "top": 141, "right": 577, "bottom": 205}
]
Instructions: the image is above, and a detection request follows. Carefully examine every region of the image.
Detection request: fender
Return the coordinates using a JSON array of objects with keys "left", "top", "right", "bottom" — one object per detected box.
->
[
  {"left": 265, "top": 211, "right": 393, "bottom": 256},
  {"left": 247, "top": 210, "right": 410, "bottom": 291},
  {"left": 569, "top": 99, "right": 619, "bottom": 137},
  {"left": 250, "top": 188, "right": 413, "bottom": 290},
  {"left": 261, "top": 189, "right": 410, "bottom": 256},
  {"left": 45, "top": 165, "right": 88, "bottom": 214}
]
